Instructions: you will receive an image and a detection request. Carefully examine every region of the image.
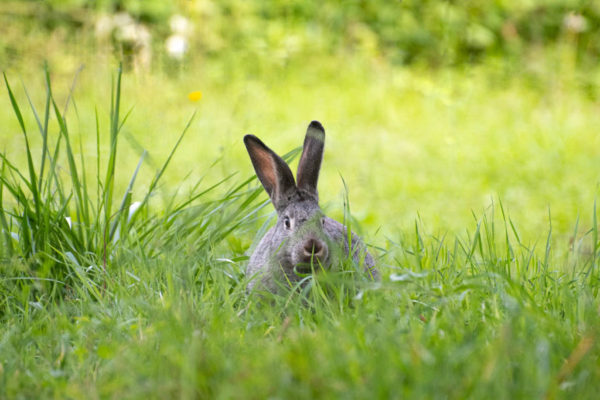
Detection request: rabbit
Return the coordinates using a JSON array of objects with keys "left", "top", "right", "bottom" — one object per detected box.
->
[{"left": 243, "top": 120, "right": 377, "bottom": 292}]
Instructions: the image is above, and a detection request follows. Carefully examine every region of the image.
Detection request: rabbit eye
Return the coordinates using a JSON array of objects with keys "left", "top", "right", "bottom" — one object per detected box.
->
[{"left": 283, "top": 217, "right": 291, "bottom": 229}]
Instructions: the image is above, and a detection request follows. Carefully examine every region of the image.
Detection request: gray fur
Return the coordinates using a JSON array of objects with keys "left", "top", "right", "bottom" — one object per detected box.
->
[{"left": 244, "top": 121, "right": 376, "bottom": 292}]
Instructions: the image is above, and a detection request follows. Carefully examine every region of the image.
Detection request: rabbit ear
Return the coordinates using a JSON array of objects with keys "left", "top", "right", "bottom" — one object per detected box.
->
[
  {"left": 296, "top": 121, "right": 325, "bottom": 199},
  {"left": 244, "top": 134, "right": 296, "bottom": 210}
]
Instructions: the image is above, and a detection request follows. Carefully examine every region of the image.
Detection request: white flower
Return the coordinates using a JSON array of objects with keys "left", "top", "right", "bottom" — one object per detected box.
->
[
  {"left": 95, "top": 14, "right": 114, "bottom": 40},
  {"left": 166, "top": 34, "right": 188, "bottom": 59},
  {"left": 563, "top": 13, "right": 588, "bottom": 33},
  {"left": 116, "top": 22, "right": 150, "bottom": 45},
  {"left": 112, "top": 12, "right": 134, "bottom": 30}
]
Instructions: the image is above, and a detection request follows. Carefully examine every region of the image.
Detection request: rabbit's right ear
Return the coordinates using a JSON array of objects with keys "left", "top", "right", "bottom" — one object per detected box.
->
[
  {"left": 244, "top": 135, "right": 296, "bottom": 211},
  {"left": 296, "top": 120, "right": 325, "bottom": 199}
]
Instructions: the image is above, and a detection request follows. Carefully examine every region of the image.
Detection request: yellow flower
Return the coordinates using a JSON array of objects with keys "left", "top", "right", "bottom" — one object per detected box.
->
[{"left": 188, "top": 90, "right": 202, "bottom": 102}]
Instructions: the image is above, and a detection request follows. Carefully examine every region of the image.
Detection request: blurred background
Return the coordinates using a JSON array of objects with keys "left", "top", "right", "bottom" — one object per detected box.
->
[{"left": 1, "top": 0, "right": 599, "bottom": 243}]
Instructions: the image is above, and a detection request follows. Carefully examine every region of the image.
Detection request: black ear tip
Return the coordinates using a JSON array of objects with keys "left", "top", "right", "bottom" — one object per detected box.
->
[
  {"left": 243, "top": 134, "right": 259, "bottom": 146},
  {"left": 244, "top": 134, "right": 271, "bottom": 153},
  {"left": 309, "top": 120, "right": 324, "bottom": 132}
]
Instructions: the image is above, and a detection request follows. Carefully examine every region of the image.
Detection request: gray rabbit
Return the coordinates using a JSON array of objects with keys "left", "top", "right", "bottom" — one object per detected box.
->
[{"left": 244, "top": 121, "right": 377, "bottom": 292}]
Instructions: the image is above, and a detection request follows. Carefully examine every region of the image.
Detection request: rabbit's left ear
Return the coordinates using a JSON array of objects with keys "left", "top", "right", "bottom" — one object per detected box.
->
[
  {"left": 297, "top": 120, "right": 325, "bottom": 199},
  {"left": 244, "top": 134, "right": 296, "bottom": 211}
]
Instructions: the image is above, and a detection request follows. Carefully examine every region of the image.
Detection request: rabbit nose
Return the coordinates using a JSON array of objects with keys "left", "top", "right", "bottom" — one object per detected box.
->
[{"left": 303, "top": 238, "right": 326, "bottom": 260}]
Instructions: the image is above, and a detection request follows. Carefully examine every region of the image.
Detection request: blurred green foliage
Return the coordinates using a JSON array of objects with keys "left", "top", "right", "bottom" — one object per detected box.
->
[{"left": 1, "top": 0, "right": 599, "bottom": 69}]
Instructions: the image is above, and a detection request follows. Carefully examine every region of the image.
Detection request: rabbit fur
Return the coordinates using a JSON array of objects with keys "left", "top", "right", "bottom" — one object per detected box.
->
[{"left": 244, "top": 120, "right": 376, "bottom": 292}]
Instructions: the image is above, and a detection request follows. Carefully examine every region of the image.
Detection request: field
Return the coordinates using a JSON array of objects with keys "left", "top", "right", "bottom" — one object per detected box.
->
[{"left": 2, "top": 2, "right": 600, "bottom": 399}]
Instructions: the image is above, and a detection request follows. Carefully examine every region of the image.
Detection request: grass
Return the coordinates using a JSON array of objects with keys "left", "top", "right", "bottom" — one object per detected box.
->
[
  {"left": 1, "top": 54, "right": 600, "bottom": 398},
  {"left": 3, "top": 51, "right": 599, "bottom": 241}
]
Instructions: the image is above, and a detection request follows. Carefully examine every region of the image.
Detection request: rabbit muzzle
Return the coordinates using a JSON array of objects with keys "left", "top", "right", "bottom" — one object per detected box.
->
[{"left": 293, "top": 237, "right": 329, "bottom": 274}]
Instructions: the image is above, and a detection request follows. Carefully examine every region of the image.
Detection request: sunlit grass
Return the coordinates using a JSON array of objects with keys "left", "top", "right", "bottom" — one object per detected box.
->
[
  {"left": 2, "top": 53, "right": 598, "bottom": 244},
  {"left": 1, "top": 52, "right": 600, "bottom": 398}
]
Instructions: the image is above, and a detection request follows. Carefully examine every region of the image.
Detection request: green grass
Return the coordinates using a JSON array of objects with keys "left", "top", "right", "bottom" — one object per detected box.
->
[
  {"left": 1, "top": 55, "right": 600, "bottom": 398},
  {"left": 3, "top": 50, "right": 599, "bottom": 241}
]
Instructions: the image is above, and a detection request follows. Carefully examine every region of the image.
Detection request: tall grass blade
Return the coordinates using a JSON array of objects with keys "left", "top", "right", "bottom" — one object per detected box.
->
[
  {"left": 104, "top": 65, "right": 123, "bottom": 238},
  {"left": 51, "top": 97, "right": 87, "bottom": 243},
  {"left": 3, "top": 74, "right": 41, "bottom": 222},
  {"left": 586, "top": 199, "right": 598, "bottom": 280},
  {"left": 109, "top": 151, "right": 146, "bottom": 241},
  {"left": 0, "top": 160, "right": 14, "bottom": 257},
  {"left": 542, "top": 209, "right": 553, "bottom": 290}
]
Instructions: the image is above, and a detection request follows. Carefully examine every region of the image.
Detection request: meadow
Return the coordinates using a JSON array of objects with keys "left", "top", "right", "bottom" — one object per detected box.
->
[{"left": 2, "top": 2, "right": 600, "bottom": 399}]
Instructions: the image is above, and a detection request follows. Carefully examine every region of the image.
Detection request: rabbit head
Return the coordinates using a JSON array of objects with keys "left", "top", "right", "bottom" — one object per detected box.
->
[{"left": 244, "top": 121, "right": 340, "bottom": 289}]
